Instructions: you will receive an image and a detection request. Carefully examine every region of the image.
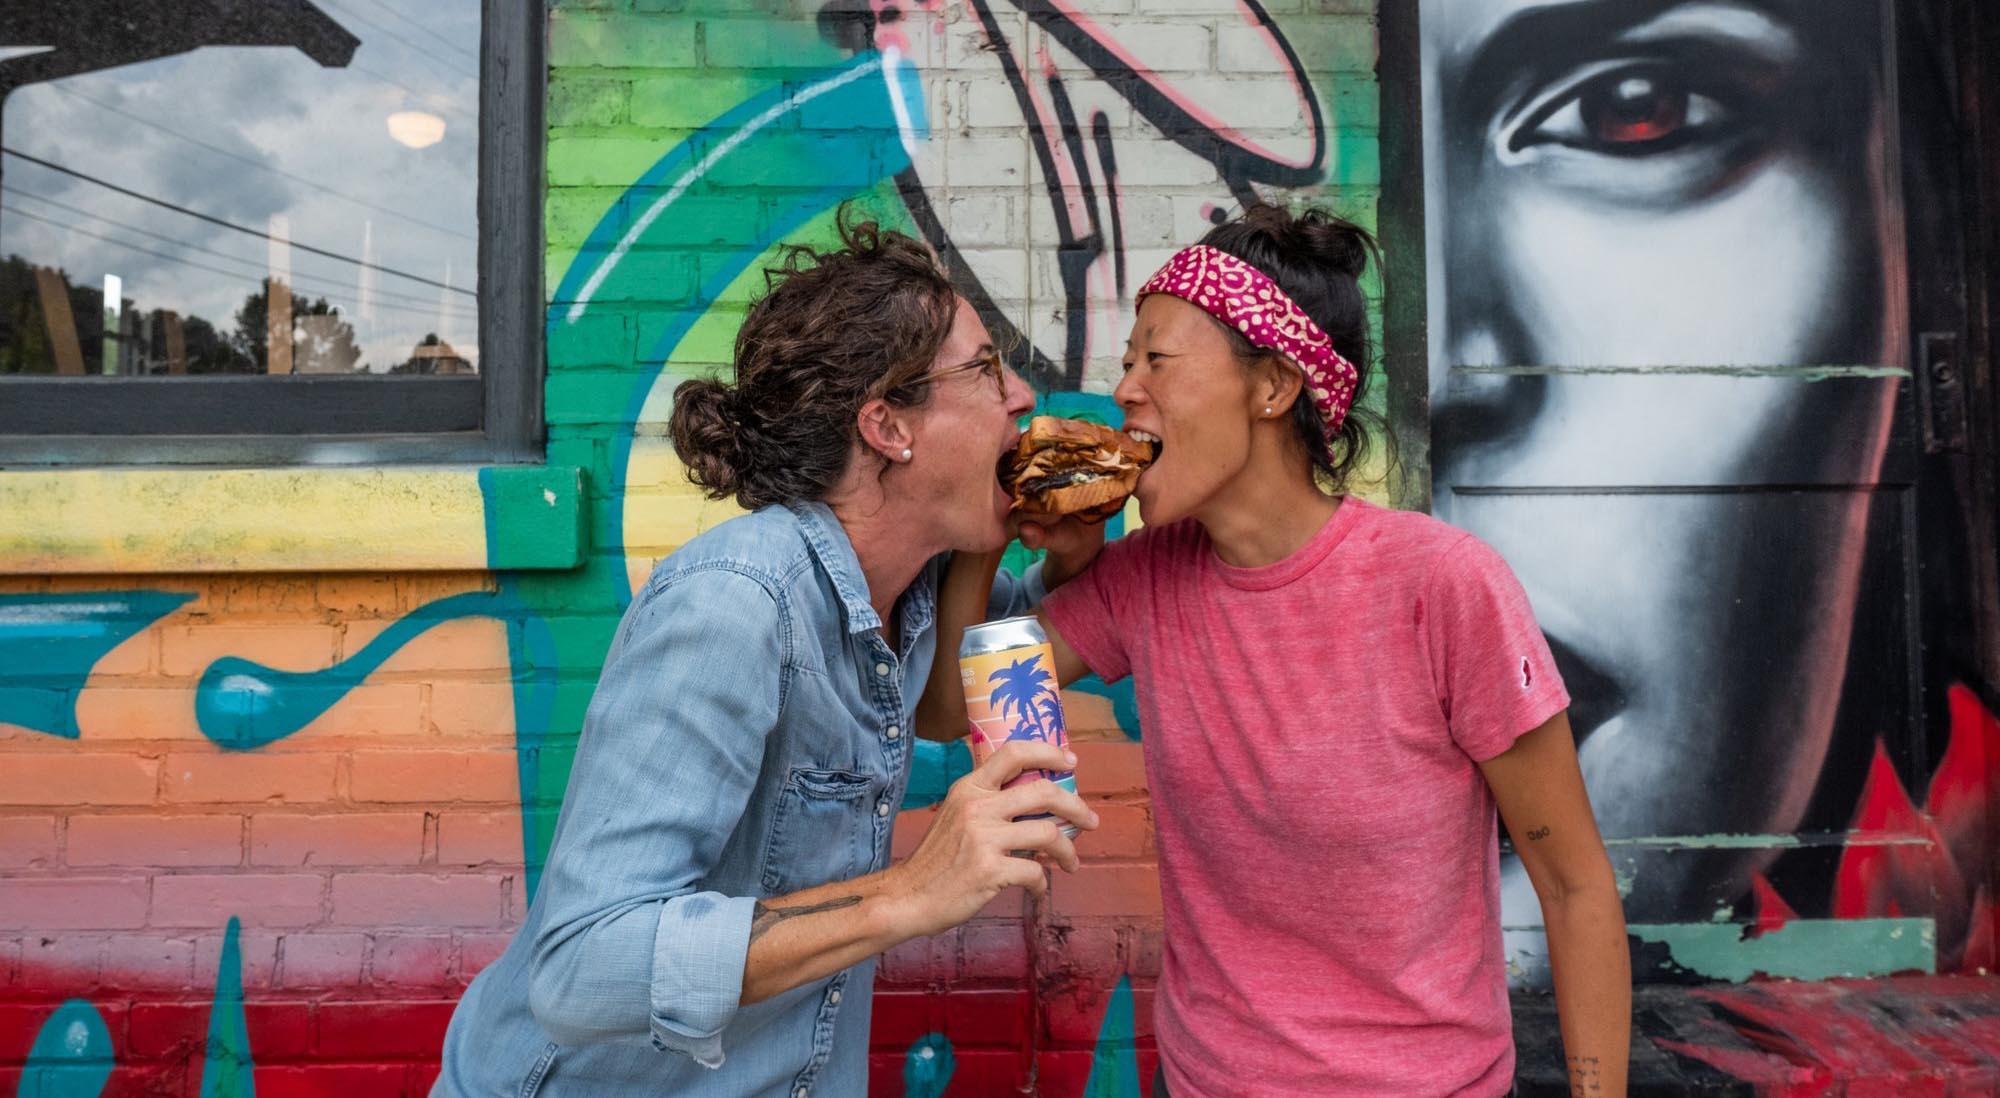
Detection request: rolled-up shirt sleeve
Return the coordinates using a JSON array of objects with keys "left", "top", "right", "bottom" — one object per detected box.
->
[{"left": 526, "top": 567, "right": 785, "bottom": 1068}]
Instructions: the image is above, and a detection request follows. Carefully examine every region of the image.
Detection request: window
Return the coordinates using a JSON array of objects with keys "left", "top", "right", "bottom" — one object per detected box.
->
[{"left": 0, "top": 0, "right": 542, "bottom": 464}]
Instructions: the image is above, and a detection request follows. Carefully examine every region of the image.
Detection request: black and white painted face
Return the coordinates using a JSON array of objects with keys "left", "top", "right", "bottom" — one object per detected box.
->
[
  {"left": 1421, "top": 0, "right": 1906, "bottom": 954},
  {"left": 1423, "top": 0, "right": 1893, "bottom": 369}
]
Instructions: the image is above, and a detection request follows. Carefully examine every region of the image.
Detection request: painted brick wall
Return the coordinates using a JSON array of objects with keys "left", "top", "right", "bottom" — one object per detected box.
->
[
  {"left": 0, "top": 573, "right": 533, "bottom": 1094},
  {"left": 0, "top": 0, "right": 1379, "bottom": 1090},
  {"left": 9, "top": 0, "right": 1992, "bottom": 1094},
  {"left": 536, "top": 0, "right": 1379, "bottom": 1090}
]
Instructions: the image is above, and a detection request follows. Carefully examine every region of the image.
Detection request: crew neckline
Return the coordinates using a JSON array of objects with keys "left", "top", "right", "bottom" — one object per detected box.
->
[{"left": 1205, "top": 496, "right": 1366, "bottom": 591}]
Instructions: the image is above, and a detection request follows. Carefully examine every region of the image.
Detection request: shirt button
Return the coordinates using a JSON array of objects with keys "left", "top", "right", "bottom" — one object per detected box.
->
[
  {"left": 886, "top": 724, "right": 902, "bottom": 740},
  {"left": 874, "top": 661, "right": 891, "bottom": 677},
  {"left": 876, "top": 800, "right": 890, "bottom": 817},
  {"left": 795, "top": 1088, "right": 807, "bottom": 1098},
  {"left": 829, "top": 989, "right": 842, "bottom": 1005}
]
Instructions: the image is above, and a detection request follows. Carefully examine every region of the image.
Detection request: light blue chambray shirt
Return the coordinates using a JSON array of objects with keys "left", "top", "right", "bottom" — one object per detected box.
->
[{"left": 434, "top": 502, "right": 1042, "bottom": 1098}]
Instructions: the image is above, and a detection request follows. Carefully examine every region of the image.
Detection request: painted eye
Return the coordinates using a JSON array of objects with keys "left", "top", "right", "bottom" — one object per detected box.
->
[{"left": 1519, "top": 66, "right": 1730, "bottom": 154}]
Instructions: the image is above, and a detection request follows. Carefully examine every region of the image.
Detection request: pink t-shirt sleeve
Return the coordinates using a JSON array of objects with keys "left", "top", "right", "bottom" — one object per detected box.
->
[
  {"left": 1424, "top": 534, "right": 1571, "bottom": 761},
  {"left": 1041, "top": 531, "right": 1148, "bottom": 684}
]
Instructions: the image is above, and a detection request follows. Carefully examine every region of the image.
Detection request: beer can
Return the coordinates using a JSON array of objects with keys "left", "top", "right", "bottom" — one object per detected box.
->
[{"left": 959, "top": 614, "right": 1079, "bottom": 837}]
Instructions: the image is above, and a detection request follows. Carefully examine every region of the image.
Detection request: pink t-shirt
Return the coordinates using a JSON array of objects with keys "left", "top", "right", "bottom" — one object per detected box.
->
[{"left": 1044, "top": 498, "right": 1569, "bottom": 1097}]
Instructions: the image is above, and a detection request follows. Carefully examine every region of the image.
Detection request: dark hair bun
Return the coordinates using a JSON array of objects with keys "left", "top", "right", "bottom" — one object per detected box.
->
[
  {"left": 1236, "top": 202, "right": 1369, "bottom": 281},
  {"left": 1196, "top": 201, "right": 1387, "bottom": 493},
  {"left": 666, "top": 210, "right": 958, "bottom": 511},
  {"left": 668, "top": 377, "right": 746, "bottom": 500}
]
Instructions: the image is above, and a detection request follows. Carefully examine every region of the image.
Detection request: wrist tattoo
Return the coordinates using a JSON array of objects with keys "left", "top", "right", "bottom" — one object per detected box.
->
[
  {"left": 1567, "top": 1055, "right": 1602, "bottom": 1096},
  {"left": 749, "top": 895, "right": 862, "bottom": 943},
  {"left": 1526, "top": 826, "right": 1551, "bottom": 841}
]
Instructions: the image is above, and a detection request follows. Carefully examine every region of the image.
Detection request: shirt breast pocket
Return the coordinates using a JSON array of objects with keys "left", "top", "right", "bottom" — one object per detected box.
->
[{"left": 761, "top": 767, "right": 878, "bottom": 895}]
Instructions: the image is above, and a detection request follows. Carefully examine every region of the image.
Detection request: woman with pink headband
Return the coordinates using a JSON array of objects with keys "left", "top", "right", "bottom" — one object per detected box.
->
[{"left": 923, "top": 204, "right": 1630, "bottom": 1095}]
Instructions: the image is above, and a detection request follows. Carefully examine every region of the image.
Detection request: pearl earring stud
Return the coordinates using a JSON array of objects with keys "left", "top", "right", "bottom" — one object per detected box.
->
[{"left": 901, "top": 448, "right": 913, "bottom": 461}]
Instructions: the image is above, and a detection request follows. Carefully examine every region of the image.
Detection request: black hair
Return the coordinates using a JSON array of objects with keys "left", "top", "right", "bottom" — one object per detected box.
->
[{"left": 1197, "top": 202, "right": 1386, "bottom": 493}]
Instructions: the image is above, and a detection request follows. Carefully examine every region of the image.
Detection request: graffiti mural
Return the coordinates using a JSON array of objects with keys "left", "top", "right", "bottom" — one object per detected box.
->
[
  {"left": 1419, "top": 0, "right": 1998, "bottom": 990},
  {"left": 536, "top": 0, "right": 1357, "bottom": 1086},
  {"left": 855, "top": 0, "right": 1331, "bottom": 391},
  {"left": 0, "top": 0, "right": 1366, "bottom": 1090},
  {"left": 5, "top": 0, "right": 1993, "bottom": 1091}
]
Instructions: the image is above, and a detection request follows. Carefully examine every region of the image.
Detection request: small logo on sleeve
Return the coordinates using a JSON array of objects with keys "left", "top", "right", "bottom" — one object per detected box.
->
[{"left": 1521, "top": 657, "right": 1534, "bottom": 690}]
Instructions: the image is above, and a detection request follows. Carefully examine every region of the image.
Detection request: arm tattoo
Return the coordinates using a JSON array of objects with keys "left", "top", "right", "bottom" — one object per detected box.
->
[
  {"left": 1526, "top": 826, "right": 1552, "bottom": 841},
  {"left": 749, "top": 895, "right": 862, "bottom": 944},
  {"left": 1567, "top": 1055, "right": 1602, "bottom": 1096}
]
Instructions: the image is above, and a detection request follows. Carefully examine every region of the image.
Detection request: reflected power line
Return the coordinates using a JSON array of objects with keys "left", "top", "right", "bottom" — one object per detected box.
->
[
  {"left": 2, "top": 185, "right": 476, "bottom": 318},
  {"left": 319, "top": 0, "right": 479, "bottom": 82},
  {"left": 352, "top": 0, "right": 481, "bottom": 67},
  {"left": 2, "top": 203, "right": 475, "bottom": 325},
  {"left": 1, "top": 147, "right": 476, "bottom": 298},
  {"left": 43, "top": 83, "right": 475, "bottom": 242}
]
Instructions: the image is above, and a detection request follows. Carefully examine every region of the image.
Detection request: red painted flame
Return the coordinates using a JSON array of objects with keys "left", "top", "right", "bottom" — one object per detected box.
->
[
  {"left": 1828, "top": 684, "right": 1997, "bottom": 970},
  {"left": 1750, "top": 872, "right": 1797, "bottom": 937}
]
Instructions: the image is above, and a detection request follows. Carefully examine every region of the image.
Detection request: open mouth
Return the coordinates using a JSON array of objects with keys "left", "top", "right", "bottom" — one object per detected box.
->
[
  {"left": 1124, "top": 428, "right": 1162, "bottom": 461},
  {"left": 996, "top": 445, "right": 1022, "bottom": 490}
]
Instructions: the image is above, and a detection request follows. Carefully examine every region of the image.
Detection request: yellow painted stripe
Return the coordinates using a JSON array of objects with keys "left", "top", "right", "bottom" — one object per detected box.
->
[{"left": 0, "top": 467, "right": 491, "bottom": 574}]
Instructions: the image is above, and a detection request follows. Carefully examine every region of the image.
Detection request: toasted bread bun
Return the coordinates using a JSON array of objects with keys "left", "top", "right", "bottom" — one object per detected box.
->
[
  {"left": 1018, "top": 416, "right": 1154, "bottom": 462},
  {"left": 1002, "top": 416, "right": 1156, "bottom": 521}
]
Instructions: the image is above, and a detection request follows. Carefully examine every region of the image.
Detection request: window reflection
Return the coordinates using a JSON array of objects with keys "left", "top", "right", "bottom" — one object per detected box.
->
[{"left": 0, "top": 0, "right": 480, "bottom": 378}]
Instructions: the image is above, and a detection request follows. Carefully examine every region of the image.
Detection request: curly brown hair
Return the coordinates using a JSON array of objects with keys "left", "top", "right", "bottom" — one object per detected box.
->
[{"left": 669, "top": 215, "right": 958, "bottom": 510}]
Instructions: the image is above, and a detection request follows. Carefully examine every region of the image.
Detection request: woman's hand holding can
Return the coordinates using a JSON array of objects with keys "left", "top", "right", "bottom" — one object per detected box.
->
[{"left": 881, "top": 741, "right": 1098, "bottom": 938}]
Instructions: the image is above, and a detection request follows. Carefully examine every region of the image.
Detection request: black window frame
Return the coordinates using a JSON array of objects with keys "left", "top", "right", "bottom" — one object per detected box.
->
[{"left": 0, "top": 0, "right": 544, "bottom": 467}]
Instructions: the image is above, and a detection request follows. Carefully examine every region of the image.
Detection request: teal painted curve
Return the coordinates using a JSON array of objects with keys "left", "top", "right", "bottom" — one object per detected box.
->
[
  {"left": 900, "top": 738, "right": 974, "bottom": 810},
  {"left": 16, "top": 999, "right": 112, "bottom": 1098},
  {"left": 199, "top": 917, "right": 253, "bottom": 1098},
  {"left": 545, "top": 48, "right": 924, "bottom": 611},
  {"left": 194, "top": 590, "right": 514, "bottom": 751},
  {"left": 1064, "top": 674, "right": 1141, "bottom": 743},
  {"left": 488, "top": 589, "right": 561, "bottom": 901},
  {"left": 516, "top": 50, "right": 924, "bottom": 878},
  {"left": 1084, "top": 975, "right": 1140, "bottom": 1098},
  {"left": 901, "top": 1033, "right": 956, "bottom": 1098},
  {"left": 0, "top": 591, "right": 193, "bottom": 738}
]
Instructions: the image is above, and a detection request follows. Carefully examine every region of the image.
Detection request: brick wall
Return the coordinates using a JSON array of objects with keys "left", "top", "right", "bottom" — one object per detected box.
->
[
  {"left": 8, "top": 0, "right": 2000, "bottom": 1091},
  {"left": 0, "top": 575, "right": 528, "bottom": 1092},
  {"left": 0, "top": 0, "right": 1382, "bottom": 1090},
  {"left": 536, "top": 0, "right": 1377, "bottom": 1090}
]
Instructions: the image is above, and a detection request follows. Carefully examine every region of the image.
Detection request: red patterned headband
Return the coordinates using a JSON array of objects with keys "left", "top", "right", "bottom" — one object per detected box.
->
[{"left": 1134, "top": 244, "right": 1359, "bottom": 435}]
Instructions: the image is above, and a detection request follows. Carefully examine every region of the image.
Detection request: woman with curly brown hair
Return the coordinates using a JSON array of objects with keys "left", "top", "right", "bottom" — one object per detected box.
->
[{"left": 434, "top": 219, "right": 1102, "bottom": 1097}]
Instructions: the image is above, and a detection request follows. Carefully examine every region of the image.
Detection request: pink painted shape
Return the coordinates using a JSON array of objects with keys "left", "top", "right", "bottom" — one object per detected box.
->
[
  {"left": 1035, "top": 0, "right": 1319, "bottom": 171},
  {"left": 1751, "top": 872, "right": 1797, "bottom": 938},
  {"left": 1653, "top": 1038, "right": 1831, "bottom": 1097}
]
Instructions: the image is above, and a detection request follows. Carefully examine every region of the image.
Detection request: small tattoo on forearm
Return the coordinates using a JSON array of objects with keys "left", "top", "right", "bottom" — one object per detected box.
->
[
  {"left": 749, "top": 895, "right": 862, "bottom": 943},
  {"left": 1527, "top": 826, "right": 1551, "bottom": 841},
  {"left": 1567, "top": 1055, "right": 1602, "bottom": 1096}
]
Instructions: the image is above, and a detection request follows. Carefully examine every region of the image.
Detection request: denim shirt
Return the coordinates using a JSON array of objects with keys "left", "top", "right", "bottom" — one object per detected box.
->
[{"left": 434, "top": 502, "right": 1043, "bottom": 1098}]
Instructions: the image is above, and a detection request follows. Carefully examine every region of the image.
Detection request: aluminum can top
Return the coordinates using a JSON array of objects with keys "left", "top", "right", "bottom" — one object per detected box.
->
[{"left": 959, "top": 614, "right": 1047, "bottom": 661}]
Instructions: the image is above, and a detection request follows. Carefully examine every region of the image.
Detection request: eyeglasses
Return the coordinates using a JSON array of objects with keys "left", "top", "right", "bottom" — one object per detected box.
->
[{"left": 916, "top": 347, "right": 1009, "bottom": 401}]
